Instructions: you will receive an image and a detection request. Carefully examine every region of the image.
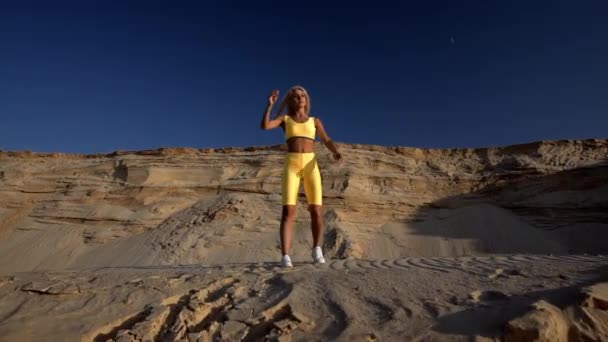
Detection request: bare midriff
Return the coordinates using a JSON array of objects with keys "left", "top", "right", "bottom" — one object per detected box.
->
[{"left": 286, "top": 137, "right": 314, "bottom": 153}]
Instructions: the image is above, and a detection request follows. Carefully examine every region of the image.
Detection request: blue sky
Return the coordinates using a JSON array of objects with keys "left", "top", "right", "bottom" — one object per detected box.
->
[{"left": 1, "top": 1, "right": 607, "bottom": 153}]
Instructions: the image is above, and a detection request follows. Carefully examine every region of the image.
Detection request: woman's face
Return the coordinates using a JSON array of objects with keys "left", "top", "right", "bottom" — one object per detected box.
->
[{"left": 291, "top": 89, "right": 307, "bottom": 109}]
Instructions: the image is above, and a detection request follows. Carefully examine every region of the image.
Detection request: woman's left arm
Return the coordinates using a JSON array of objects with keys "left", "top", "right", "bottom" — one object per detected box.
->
[{"left": 315, "top": 117, "right": 343, "bottom": 164}]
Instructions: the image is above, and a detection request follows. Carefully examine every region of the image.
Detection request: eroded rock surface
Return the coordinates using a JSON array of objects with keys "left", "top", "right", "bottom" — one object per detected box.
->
[{"left": 0, "top": 139, "right": 606, "bottom": 272}]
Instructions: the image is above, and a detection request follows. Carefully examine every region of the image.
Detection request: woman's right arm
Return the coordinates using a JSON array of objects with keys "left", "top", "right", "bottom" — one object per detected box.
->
[{"left": 260, "top": 89, "right": 284, "bottom": 130}]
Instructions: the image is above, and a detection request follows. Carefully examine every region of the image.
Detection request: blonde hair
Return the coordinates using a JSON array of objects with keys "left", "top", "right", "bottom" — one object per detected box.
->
[{"left": 275, "top": 85, "right": 311, "bottom": 117}]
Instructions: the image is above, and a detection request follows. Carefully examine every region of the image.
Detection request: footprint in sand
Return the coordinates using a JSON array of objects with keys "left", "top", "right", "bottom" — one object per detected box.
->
[
  {"left": 469, "top": 290, "right": 510, "bottom": 305},
  {"left": 167, "top": 273, "right": 195, "bottom": 287},
  {"left": 488, "top": 268, "right": 524, "bottom": 280}
]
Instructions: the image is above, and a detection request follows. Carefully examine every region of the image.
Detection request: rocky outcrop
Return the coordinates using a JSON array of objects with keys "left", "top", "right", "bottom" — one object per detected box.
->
[
  {"left": 0, "top": 139, "right": 606, "bottom": 271},
  {"left": 504, "top": 282, "right": 608, "bottom": 342},
  {"left": 505, "top": 300, "right": 570, "bottom": 342}
]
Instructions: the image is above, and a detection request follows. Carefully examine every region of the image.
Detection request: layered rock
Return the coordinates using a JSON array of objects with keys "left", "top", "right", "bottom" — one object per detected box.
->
[
  {"left": 0, "top": 139, "right": 606, "bottom": 272},
  {"left": 505, "top": 282, "right": 608, "bottom": 341}
]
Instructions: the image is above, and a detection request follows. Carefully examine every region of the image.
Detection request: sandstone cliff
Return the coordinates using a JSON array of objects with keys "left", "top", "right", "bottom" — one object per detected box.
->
[{"left": 0, "top": 139, "right": 606, "bottom": 272}]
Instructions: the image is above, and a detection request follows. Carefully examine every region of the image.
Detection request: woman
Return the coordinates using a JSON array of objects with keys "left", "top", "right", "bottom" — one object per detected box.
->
[{"left": 260, "top": 86, "right": 343, "bottom": 267}]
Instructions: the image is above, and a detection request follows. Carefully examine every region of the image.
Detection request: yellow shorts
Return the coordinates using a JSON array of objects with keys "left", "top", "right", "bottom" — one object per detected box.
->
[{"left": 282, "top": 152, "right": 322, "bottom": 205}]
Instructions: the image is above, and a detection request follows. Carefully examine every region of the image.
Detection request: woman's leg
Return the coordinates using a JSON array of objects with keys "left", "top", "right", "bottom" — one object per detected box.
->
[
  {"left": 280, "top": 205, "right": 296, "bottom": 255},
  {"left": 281, "top": 153, "right": 301, "bottom": 256},
  {"left": 303, "top": 154, "right": 323, "bottom": 247},
  {"left": 308, "top": 204, "right": 323, "bottom": 247}
]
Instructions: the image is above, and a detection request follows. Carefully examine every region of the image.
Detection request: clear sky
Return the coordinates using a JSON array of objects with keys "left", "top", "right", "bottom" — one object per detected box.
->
[{"left": 1, "top": 1, "right": 607, "bottom": 153}]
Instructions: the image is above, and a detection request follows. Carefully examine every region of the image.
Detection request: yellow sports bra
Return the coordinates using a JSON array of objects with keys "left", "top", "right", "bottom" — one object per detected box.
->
[{"left": 283, "top": 115, "right": 316, "bottom": 141}]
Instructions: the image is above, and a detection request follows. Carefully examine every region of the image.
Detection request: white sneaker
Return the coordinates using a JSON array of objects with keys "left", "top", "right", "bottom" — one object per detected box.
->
[
  {"left": 312, "top": 246, "right": 325, "bottom": 264},
  {"left": 281, "top": 255, "right": 293, "bottom": 268}
]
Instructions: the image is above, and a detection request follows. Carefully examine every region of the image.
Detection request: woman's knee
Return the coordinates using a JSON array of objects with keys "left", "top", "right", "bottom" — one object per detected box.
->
[
  {"left": 281, "top": 205, "right": 297, "bottom": 221},
  {"left": 308, "top": 204, "right": 323, "bottom": 218}
]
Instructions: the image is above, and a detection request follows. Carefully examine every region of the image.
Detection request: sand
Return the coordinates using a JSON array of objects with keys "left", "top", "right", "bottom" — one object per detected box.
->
[
  {"left": 1, "top": 255, "right": 607, "bottom": 341},
  {"left": 0, "top": 139, "right": 607, "bottom": 341}
]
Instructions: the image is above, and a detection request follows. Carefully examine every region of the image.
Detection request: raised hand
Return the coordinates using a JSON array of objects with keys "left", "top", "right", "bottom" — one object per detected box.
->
[{"left": 268, "top": 89, "right": 279, "bottom": 106}]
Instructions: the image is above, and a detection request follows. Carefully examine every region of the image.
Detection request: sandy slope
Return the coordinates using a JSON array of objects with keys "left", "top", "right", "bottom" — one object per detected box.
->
[{"left": 1, "top": 255, "right": 607, "bottom": 341}]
